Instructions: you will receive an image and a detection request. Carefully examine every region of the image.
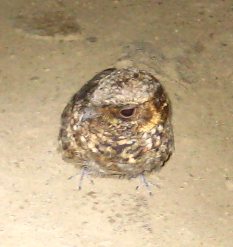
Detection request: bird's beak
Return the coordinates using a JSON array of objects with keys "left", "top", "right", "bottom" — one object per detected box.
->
[{"left": 81, "top": 107, "right": 101, "bottom": 122}]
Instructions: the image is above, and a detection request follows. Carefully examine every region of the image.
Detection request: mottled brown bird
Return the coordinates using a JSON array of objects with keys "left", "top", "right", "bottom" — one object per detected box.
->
[{"left": 59, "top": 67, "right": 174, "bottom": 185}]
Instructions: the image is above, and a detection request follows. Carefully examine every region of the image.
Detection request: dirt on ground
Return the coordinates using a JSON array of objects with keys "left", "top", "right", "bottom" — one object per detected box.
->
[{"left": 0, "top": 0, "right": 232, "bottom": 246}]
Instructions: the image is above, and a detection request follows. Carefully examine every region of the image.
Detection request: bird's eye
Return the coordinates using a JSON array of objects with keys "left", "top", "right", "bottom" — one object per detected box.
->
[{"left": 120, "top": 108, "right": 135, "bottom": 118}]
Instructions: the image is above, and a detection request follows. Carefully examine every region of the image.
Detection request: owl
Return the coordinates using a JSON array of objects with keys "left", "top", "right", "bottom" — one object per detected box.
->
[{"left": 59, "top": 67, "right": 174, "bottom": 182}]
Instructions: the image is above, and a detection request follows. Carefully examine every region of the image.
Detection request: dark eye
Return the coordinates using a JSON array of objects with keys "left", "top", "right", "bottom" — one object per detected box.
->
[{"left": 120, "top": 108, "right": 135, "bottom": 118}]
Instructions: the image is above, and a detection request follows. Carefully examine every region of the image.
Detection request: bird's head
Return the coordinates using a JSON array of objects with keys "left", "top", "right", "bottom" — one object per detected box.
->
[{"left": 79, "top": 68, "right": 170, "bottom": 136}]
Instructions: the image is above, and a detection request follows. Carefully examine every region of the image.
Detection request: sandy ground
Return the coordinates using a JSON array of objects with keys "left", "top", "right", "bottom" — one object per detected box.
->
[{"left": 0, "top": 0, "right": 232, "bottom": 246}]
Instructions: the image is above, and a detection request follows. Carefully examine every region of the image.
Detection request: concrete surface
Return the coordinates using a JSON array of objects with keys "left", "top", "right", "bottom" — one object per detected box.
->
[{"left": 0, "top": 0, "right": 232, "bottom": 246}]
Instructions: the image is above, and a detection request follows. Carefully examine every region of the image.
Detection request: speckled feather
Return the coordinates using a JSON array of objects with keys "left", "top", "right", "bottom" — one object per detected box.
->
[{"left": 59, "top": 67, "right": 174, "bottom": 178}]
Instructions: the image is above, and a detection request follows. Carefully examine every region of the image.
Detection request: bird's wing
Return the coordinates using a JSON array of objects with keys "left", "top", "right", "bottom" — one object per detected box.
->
[{"left": 58, "top": 68, "right": 116, "bottom": 160}]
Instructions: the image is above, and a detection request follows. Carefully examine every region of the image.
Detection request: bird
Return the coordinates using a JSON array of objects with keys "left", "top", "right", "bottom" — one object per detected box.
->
[{"left": 58, "top": 67, "right": 174, "bottom": 189}]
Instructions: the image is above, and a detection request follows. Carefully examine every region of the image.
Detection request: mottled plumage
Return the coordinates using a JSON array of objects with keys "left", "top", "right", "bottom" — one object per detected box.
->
[{"left": 59, "top": 67, "right": 174, "bottom": 178}]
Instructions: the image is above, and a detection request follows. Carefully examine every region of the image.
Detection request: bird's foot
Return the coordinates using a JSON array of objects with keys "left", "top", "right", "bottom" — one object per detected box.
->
[
  {"left": 68, "top": 166, "right": 94, "bottom": 190},
  {"left": 136, "top": 174, "right": 160, "bottom": 196}
]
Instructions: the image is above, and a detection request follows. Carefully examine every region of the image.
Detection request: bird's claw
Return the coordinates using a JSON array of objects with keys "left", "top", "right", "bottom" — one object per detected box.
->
[{"left": 136, "top": 174, "right": 160, "bottom": 196}]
